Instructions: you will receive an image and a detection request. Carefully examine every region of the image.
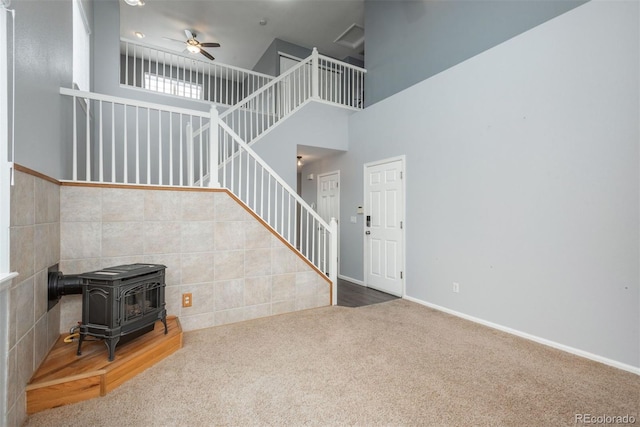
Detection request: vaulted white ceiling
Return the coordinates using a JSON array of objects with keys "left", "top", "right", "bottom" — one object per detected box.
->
[{"left": 119, "top": 0, "right": 365, "bottom": 71}]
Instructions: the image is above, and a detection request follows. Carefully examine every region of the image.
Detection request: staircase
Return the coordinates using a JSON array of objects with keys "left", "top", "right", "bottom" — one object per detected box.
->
[{"left": 61, "top": 44, "right": 366, "bottom": 304}]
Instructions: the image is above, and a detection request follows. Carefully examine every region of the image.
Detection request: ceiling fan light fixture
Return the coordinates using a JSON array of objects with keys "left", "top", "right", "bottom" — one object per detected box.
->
[{"left": 186, "top": 44, "right": 200, "bottom": 54}]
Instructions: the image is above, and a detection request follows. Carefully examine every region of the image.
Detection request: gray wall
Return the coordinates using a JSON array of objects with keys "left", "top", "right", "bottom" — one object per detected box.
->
[
  {"left": 364, "top": 0, "right": 587, "bottom": 106},
  {"left": 253, "top": 102, "right": 350, "bottom": 191},
  {"left": 310, "top": 1, "right": 639, "bottom": 367},
  {"left": 252, "top": 38, "right": 314, "bottom": 77},
  {"left": 12, "top": 0, "right": 73, "bottom": 180},
  {"left": 93, "top": 0, "right": 210, "bottom": 112}
]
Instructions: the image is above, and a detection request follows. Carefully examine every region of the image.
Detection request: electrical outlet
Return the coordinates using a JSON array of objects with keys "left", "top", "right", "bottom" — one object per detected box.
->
[
  {"left": 182, "top": 293, "right": 192, "bottom": 307},
  {"left": 452, "top": 282, "right": 460, "bottom": 293}
]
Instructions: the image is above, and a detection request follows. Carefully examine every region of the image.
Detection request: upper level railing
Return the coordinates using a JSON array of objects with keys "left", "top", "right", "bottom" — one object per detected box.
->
[
  {"left": 60, "top": 87, "right": 216, "bottom": 186},
  {"left": 220, "top": 48, "right": 366, "bottom": 147},
  {"left": 120, "top": 38, "right": 274, "bottom": 107}
]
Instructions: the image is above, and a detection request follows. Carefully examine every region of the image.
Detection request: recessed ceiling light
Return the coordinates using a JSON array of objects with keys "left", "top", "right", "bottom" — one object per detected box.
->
[
  {"left": 134, "top": 31, "right": 145, "bottom": 39},
  {"left": 123, "top": 0, "right": 144, "bottom": 6},
  {"left": 259, "top": 18, "right": 267, "bottom": 26}
]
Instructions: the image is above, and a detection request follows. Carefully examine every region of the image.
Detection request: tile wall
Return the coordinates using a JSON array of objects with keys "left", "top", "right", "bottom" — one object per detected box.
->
[
  {"left": 6, "top": 170, "right": 61, "bottom": 427},
  {"left": 59, "top": 185, "right": 330, "bottom": 333},
  {"left": 4, "top": 178, "right": 329, "bottom": 425}
]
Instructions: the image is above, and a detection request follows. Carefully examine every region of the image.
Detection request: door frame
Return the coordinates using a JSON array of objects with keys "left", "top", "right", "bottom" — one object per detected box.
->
[
  {"left": 363, "top": 155, "right": 406, "bottom": 297},
  {"left": 317, "top": 170, "right": 340, "bottom": 274}
]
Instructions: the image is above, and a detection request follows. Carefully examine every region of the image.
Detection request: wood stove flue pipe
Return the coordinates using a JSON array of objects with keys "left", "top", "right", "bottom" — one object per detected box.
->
[{"left": 48, "top": 270, "right": 84, "bottom": 310}]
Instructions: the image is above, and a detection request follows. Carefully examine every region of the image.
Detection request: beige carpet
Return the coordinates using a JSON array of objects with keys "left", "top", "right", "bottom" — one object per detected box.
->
[{"left": 25, "top": 300, "right": 639, "bottom": 426}]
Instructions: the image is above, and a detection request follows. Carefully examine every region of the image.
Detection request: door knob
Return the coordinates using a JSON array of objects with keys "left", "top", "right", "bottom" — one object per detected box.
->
[{"left": 365, "top": 231, "right": 371, "bottom": 235}]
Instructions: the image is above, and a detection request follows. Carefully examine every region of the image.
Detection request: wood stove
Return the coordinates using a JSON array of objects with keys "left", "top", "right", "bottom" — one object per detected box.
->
[
  {"left": 49, "top": 263, "right": 168, "bottom": 361},
  {"left": 78, "top": 264, "right": 168, "bottom": 361}
]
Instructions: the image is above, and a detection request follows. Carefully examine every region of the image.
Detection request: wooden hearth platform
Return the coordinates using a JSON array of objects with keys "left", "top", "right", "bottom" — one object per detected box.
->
[{"left": 26, "top": 316, "right": 182, "bottom": 414}]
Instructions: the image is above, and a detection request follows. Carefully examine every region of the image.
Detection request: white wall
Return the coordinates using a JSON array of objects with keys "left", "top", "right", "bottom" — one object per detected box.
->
[
  {"left": 319, "top": 1, "right": 639, "bottom": 368},
  {"left": 253, "top": 101, "right": 350, "bottom": 190}
]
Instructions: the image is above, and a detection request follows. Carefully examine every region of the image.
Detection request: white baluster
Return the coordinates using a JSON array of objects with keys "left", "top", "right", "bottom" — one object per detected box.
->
[
  {"left": 72, "top": 96, "right": 77, "bottom": 181},
  {"left": 135, "top": 106, "right": 140, "bottom": 184},
  {"left": 123, "top": 104, "right": 128, "bottom": 183},
  {"left": 111, "top": 103, "right": 115, "bottom": 183},
  {"left": 186, "top": 122, "right": 193, "bottom": 186},
  {"left": 99, "top": 101, "right": 103, "bottom": 182},
  {"left": 311, "top": 47, "right": 319, "bottom": 99},
  {"left": 329, "top": 217, "right": 338, "bottom": 305},
  {"left": 158, "top": 110, "right": 162, "bottom": 185},
  {"left": 85, "top": 98, "right": 91, "bottom": 181},
  {"left": 209, "top": 106, "right": 220, "bottom": 188}
]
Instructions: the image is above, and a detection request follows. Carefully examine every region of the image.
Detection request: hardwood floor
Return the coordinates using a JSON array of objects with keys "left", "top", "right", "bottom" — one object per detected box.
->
[
  {"left": 26, "top": 316, "right": 183, "bottom": 414},
  {"left": 337, "top": 279, "right": 399, "bottom": 307}
]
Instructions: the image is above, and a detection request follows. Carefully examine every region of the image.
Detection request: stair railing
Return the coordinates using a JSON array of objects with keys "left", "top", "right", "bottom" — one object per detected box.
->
[
  {"left": 220, "top": 48, "right": 366, "bottom": 147},
  {"left": 120, "top": 38, "right": 274, "bottom": 107},
  {"left": 217, "top": 120, "right": 338, "bottom": 302}
]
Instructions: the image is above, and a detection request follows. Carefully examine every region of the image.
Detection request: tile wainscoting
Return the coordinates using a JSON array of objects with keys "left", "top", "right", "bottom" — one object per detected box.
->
[
  {"left": 58, "top": 184, "right": 331, "bottom": 333},
  {"left": 6, "top": 167, "right": 61, "bottom": 427},
  {"left": 5, "top": 167, "right": 330, "bottom": 426}
]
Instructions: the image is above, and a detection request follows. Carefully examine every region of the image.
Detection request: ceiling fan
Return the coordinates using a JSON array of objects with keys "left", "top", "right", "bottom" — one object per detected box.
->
[{"left": 164, "top": 30, "right": 220, "bottom": 61}]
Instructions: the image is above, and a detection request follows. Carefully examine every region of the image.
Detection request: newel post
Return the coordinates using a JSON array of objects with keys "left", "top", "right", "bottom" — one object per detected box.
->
[
  {"left": 311, "top": 47, "right": 319, "bottom": 100},
  {"left": 208, "top": 106, "right": 220, "bottom": 188},
  {"left": 329, "top": 217, "right": 338, "bottom": 305}
]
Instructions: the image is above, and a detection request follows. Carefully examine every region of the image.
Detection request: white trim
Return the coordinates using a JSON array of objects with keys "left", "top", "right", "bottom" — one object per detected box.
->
[
  {"left": 277, "top": 51, "right": 304, "bottom": 63},
  {"left": 0, "top": 272, "right": 17, "bottom": 293},
  {"left": 0, "top": 8, "right": 10, "bottom": 276},
  {"left": 403, "top": 295, "right": 640, "bottom": 376},
  {"left": 338, "top": 274, "right": 364, "bottom": 286},
  {"left": 75, "top": 0, "right": 90, "bottom": 35},
  {"left": 60, "top": 87, "right": 211, "bottom": 118},
  {"left": 363, "top": 155, "right": 407, "bottom": 297}
]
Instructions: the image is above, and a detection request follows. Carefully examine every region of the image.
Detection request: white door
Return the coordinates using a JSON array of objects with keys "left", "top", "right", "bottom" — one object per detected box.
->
[
  {"left": 364, "top": 157, "right": 405, "bottom": 296},
  {"left": 279, "top": 55, "right": 306, "bottom": 115},
  {"left": 317, "top": 171, "right": 340, "bottom": 273}
]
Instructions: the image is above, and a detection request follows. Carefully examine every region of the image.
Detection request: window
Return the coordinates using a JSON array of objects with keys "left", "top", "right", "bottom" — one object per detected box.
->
[
  {"left": 72, "top": 0, "right": 91, "bottom": 91},
  {"left": 144, "top": 73, "right": 203, "bottom": 100}
]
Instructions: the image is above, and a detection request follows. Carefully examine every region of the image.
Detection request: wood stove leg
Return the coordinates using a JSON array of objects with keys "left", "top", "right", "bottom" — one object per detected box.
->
[
  {"left": 105, "top": 337, "right": 120, "bottom": 362},
  {"left": 76, "top": 334, "right": 85, "bottom": 356},
  {"left": 162, "top": 315, "right": 168, "bottom": 335}
]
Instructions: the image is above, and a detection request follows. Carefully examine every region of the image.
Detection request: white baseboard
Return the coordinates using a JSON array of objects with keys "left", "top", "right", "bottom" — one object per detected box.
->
[
  {"left": 403, "top": 295, "right": 640, "bottom": 376},
  {"left": 338, "top": 274, "right": 365, "bottom": 286}
]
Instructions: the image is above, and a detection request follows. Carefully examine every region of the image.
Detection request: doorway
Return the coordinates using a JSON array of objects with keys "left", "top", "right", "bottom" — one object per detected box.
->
[
  {"left": 363, "top": 156, "right": 405, "bottom": 297},
  {"left": 317, "top": 170, "right": 340, "bottom": 273}
]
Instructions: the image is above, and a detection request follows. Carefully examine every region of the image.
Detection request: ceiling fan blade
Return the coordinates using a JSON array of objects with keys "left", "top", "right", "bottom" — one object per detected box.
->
[
  {"left": 185, "top": 29, "right": 194, "bottom": 40},
  {"left": 200, "top": 49, "right": 214, "bottom": 61},
  {"left": 200, "top": 42, "right": 220, "bottom": 48}
]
